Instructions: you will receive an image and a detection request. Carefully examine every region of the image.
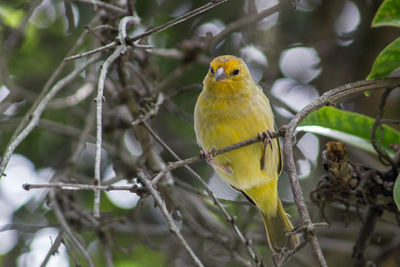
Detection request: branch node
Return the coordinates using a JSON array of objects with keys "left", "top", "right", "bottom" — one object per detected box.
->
[
  {"left": 229, "top": 216, "right": 237, "bottom": 224},
  {"left": 245, "top": 238, "right": 253, "bottom": 246},
  {"left": 22, "top": 183, "right": 31, "bottom": 191},
  {"left": 278, "top": 126, "right": 287, "bottom": 137}
]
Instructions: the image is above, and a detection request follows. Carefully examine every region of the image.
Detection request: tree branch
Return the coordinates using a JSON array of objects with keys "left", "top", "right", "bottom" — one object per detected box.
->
[
  {"left": 23, "top": 182, "right": 140, "bottom": 192},
  {"left": 72, "top": 0, "right": 126, "bottom": 13},
  {"left": 138, "top": 172, "right": 205, "bottom": 267},
  {"left": 94, "top": 45, "right": 127, "bottom": 218},
  {"left": 64, "top": 0, "right": 230, "bottom": 61},
  {"left": 210, "top": 0, "right": 284, "bottom": 49},
  {"left": 371, "top": 88, "right": 396, "bottom": 168},
  {"left": 49, "top": 189, "right": 95, "bottom": 267},
  {"left": 40, "top": 231, "right": 64, "bottom": 267}
]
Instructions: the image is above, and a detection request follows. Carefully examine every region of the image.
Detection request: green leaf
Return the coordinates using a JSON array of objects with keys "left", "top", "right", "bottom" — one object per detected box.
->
[
  {"left": 0, "top": 5, "right": 24, "bottom": 28},
  {"left": 297, "top": 106, "right": 400, "bottom": 157},
  {"left": 394, "top": 173, "right": 400, "bottom": 210},
  {"left": 372, "top": 0, "right": 400, "bottom": 28},
  {"left": 367, "top": 37, "right": 400, "bottom": 79}
]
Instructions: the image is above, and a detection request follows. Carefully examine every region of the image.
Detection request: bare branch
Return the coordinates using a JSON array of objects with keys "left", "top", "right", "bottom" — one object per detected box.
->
[
  {"left": 118, "top": 16, "right": 141, "bottom": 44},
  {"left": 103, "top": 237, "right": 114, "bottom": 267},
  {"left": 64, "top": 41, "right": 118, "bottom": 62},
  {"left": 275, "top": 238, "right": 308, "bottom": 266},
  {"left": 127, "top": 0, "right": 230, "bottom": 43},
  {"left": 49, "top": 189, "right": 95, "bottom": 267},
  {"left": 371, "top": 88, "right": 396, "bottom": 168},
  {"left": 138, "top": 172, "right": 205, "bottom": 267},
  {"left": 72, "top": 0, "right": 126, "bottom": 13},
  {"left": 23, "top": 182, "right": 139, "bottom": 192},
  {"left": 210, "top": 1, "right": 283, "bottom": 49},
  {"left": 40, "top": 231, "right": 64, "bottom": 267},
  {"left": 94, "top": 45, "right": 127, "bottom": 218},
  {"left": 48, "top": 82, "right": 95, "bottom": 109},
  {"left": 65, "top": 0, "right": 230, "bottom": 61},
  {"left": 380, "top": 119, "right": 400, "bottom": 124}
]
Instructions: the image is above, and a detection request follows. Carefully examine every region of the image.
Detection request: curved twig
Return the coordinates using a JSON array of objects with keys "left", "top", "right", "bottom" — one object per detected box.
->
[{"left": 370, "top": 88, "right": 396, "bottom": 168}]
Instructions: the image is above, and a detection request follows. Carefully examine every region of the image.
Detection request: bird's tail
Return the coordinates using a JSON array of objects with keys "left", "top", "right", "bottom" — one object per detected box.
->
[{"left": 261, "top": 199, "right": 300, "bottom": 253}]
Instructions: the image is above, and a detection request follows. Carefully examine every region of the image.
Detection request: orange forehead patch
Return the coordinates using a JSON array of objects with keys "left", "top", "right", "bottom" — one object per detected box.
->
[{"left": 210, "top": 55, "right": 244, "bottom": 73}]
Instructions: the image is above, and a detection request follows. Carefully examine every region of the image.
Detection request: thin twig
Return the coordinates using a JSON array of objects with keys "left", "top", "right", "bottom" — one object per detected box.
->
[
  {"left": 138, "top": 172, "right": 205, "bottom": 267},
  {"left": 102, "top": 236, "right": 114, "bottom": 267},
  {"left": 93, "top": 14, "right": 136, "bottom": 217},
  {"left": 48, "top": 82, "right": 95, "bottom": 109},
  {"left": 64, "top": 41, "right": 118, "bottom": 62},
  {"left": 380, "top": 118, "right": 400, "bottom": 124},
  {"left": 127, "top": 0, "right": 229, "bottom": 43},
  {"left": 72, "top": 0, "right": 126, "bottom": 13},
  {"left": 89, "top": 24, "right": 118, "bottom": 32},
  {"left": 23, "top": 182, "right": 139, "bottom": 192},
  {"left": 61, "top": 239, "right": 81, "bottom": 266},
  {"left": 40, "top": 231, "right": 64, "bottom": 267},
  {"left": 152, "top": 62, "right": 196, "bottom": 94},
  {"left": 94, "top": 45, "right": 127, "bottom": 218},
  {"left": 68, "top": 103, "right": 96, "bottom": 167},
  {"left": 64, "top": 0, "right": 230, "bottom": 61},
  {"left": 118, "top": 16, "right": 141, "bottom": 44},
  {"left": 131, "top": 93, "right": 165, "bottom": 126},
  {"left": 49, "top": 189, "right": 95, "bottom": 267},
  {"left": 276, "top": 238, "right": 308, "bottom": 266},
  {"left": 370, "top": 88, "right": 396, "bottom": 168},
  {"left": 210, "top": 1, "right": 283, "bottom": 49},
  {"left": 0, "top": 55, "right": 100, "bottom": 178}
]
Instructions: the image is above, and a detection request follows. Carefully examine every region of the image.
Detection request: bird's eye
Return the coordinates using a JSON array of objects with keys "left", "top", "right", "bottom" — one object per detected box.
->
[
  {"left": 210, "top": 67, "right": 214, "bottom": 74},
  {"left": 232, "top": 69, "right": 240, "bottom": 76}
]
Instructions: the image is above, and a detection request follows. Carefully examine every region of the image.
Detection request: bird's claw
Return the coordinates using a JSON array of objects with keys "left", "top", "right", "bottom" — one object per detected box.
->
[
  {"left": 258, "top": 130, "right": 274, "bottom": 151},
  {"left": 200, "top": 146, "right": 216, "bottom": 161},
  {"left": 258, "top": 130, "right": 274, "bottom": 170},
  {"left": 200, "top": 146, "right": 232, "bottom": 174}
]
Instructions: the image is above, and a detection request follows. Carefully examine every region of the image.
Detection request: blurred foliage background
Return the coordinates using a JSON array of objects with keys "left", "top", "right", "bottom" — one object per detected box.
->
[{"left": 0, "top": 0, "right": 400, "bottom": 266}]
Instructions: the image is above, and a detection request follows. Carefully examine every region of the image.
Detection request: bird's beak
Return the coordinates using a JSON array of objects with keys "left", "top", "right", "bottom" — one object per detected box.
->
[{"left": 215, "top": 67, "right": 227, "bottom": 81}]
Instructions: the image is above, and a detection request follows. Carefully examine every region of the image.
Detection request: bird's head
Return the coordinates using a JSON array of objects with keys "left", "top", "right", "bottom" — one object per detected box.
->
[{"left": 203, "top": 55, "right": 253, "bottom": 93}]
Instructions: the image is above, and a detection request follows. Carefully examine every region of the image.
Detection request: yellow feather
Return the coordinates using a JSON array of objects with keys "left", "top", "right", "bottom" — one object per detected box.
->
[{"left": 194, "top": 55, "right": 299, "bottom": 253}]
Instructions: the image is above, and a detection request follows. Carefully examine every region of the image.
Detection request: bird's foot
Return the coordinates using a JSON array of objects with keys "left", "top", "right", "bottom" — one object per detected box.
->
[
  {"left": 258, "top": 130, "right": 274, "bottom": 170},
  {"left": 200, "top": 146, "right": 232, "bottom": 174}
]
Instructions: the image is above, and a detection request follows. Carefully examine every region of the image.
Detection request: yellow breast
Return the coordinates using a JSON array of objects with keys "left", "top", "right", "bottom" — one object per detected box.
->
[{"left": 194, "top": 83, "right": 280, "bottom": 190}]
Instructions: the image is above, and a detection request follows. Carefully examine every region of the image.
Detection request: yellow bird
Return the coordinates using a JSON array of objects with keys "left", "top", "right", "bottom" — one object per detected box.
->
[{"left": 194, "top": 55, "right": 299, "bottom": 253}]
